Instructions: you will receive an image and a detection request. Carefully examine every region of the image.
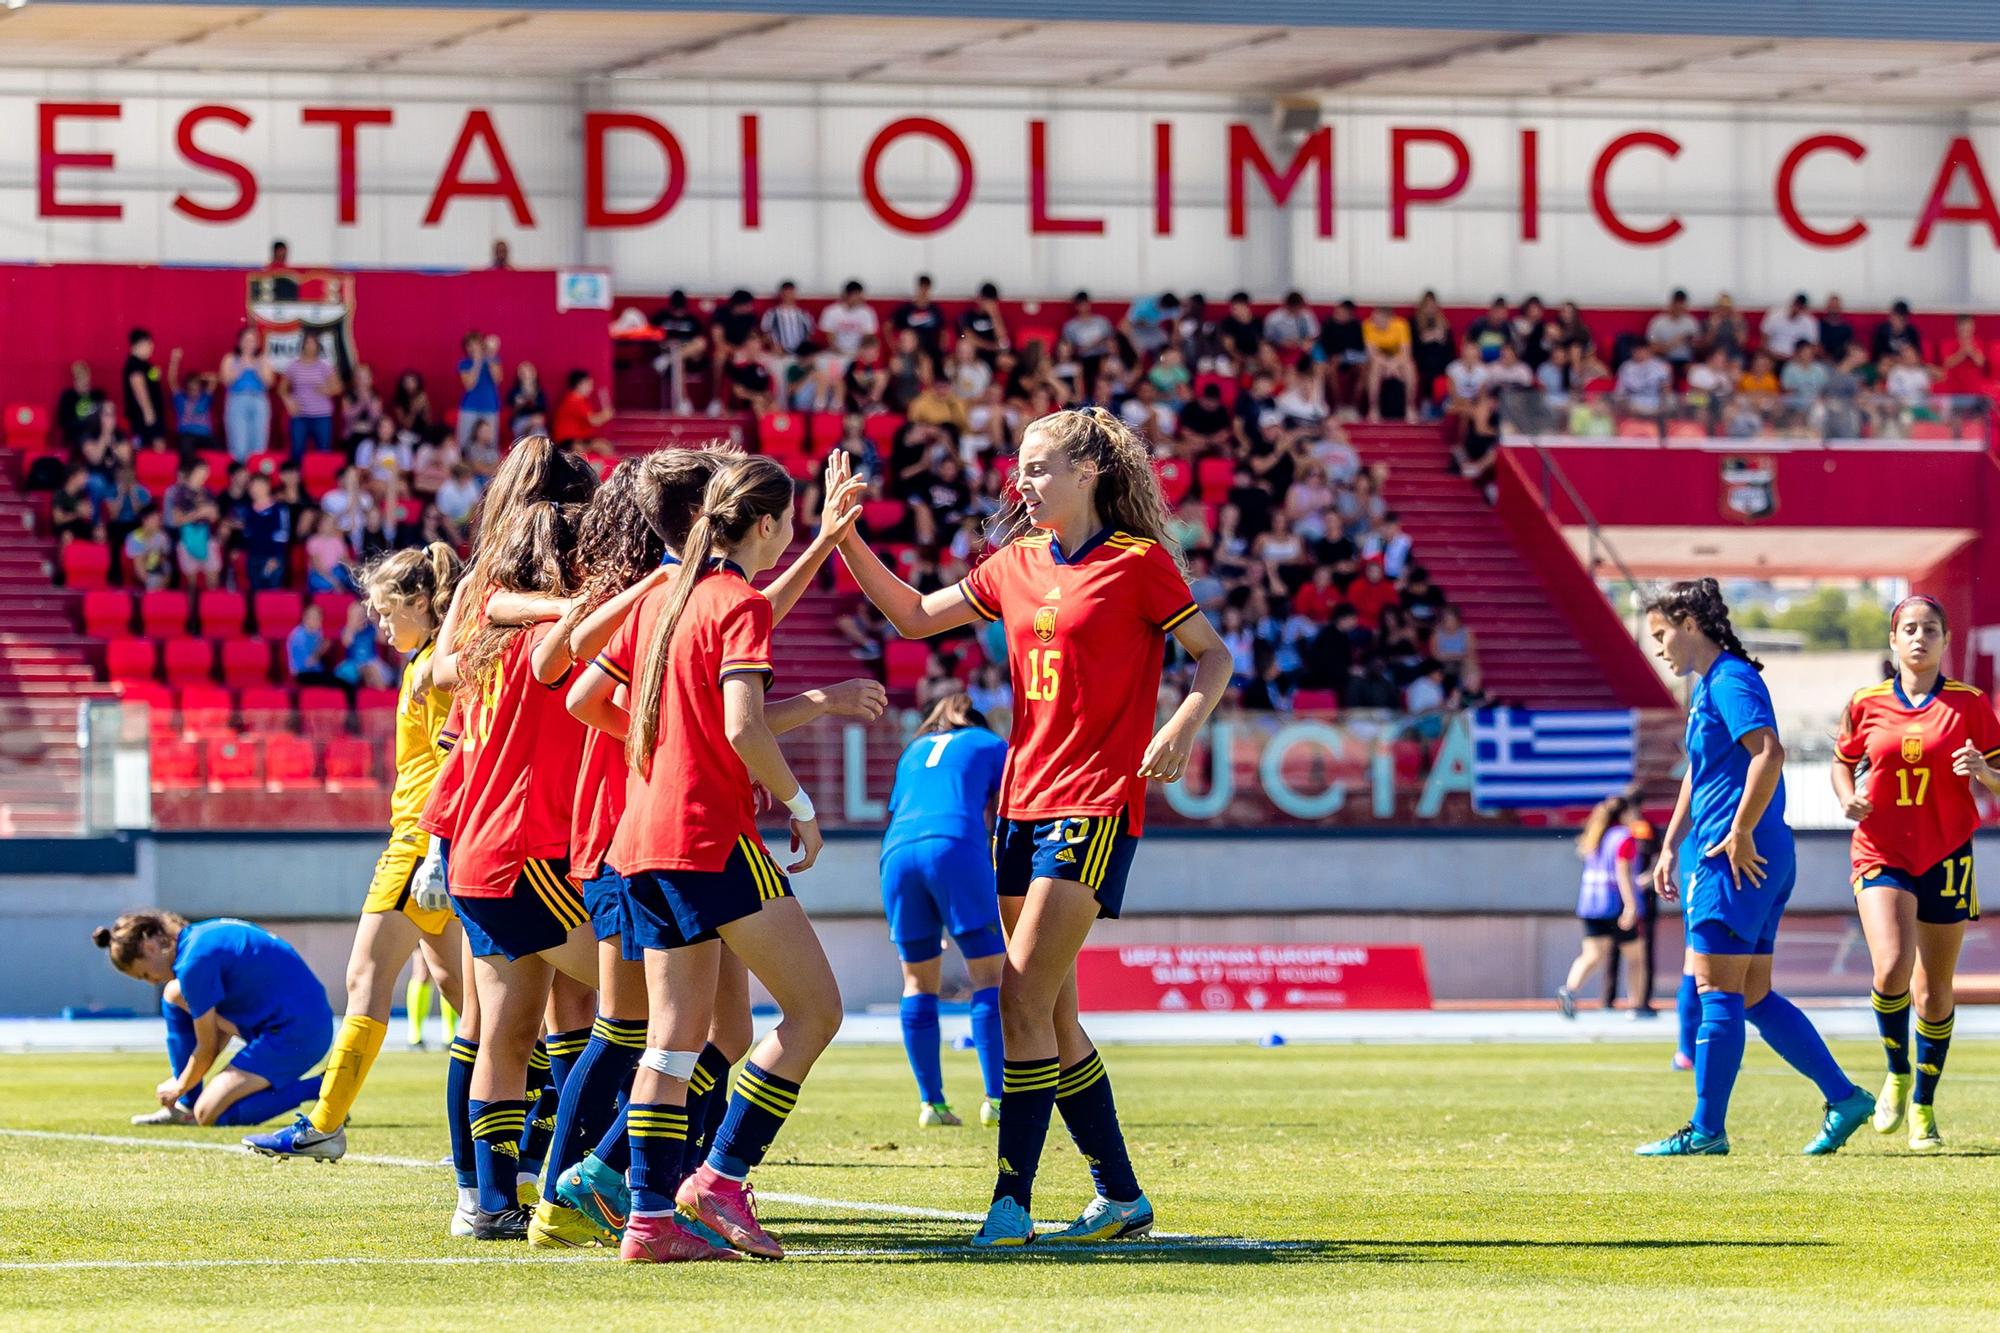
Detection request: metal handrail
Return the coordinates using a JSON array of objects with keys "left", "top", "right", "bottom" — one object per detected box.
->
[{"left": 1524, "top": 442, "right": 1648, "bottom": 639}]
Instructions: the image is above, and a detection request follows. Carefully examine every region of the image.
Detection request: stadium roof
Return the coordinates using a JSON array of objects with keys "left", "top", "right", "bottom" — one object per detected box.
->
[{"left": 11, "top": 2, "right": 2000, "bottom": 101}]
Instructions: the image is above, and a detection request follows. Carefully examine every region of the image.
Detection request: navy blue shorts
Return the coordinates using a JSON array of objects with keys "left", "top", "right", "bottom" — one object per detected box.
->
[
  {"left": 625, "top": 836, "right": 789, "bottom": 951},
  {"left": 993, "top": 809, "right": 1139, "bottom": 920},
  {"left": 881, "top": 836, "right": 1005, "bottom": 963},
  {"left": 230, "top": 1011, "right": 333, "bottom": 1085},
  {"left": 1854, "top": 840, "right": 1978, "bottom": 924},
  {"left": 580, "top": 863, "right": 630, "bottom": 943},
  {"left": 453, "top": 857, "right": 588, "bottom": 961}
]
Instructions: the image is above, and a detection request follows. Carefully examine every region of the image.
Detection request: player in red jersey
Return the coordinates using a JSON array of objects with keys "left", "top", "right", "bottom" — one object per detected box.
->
[
  {"left": 833, "top": 407, "right": 1232, "bottom": 1247},
  {"left": 1833, "top": 595, "right": 2000, "bottom": 1150}
]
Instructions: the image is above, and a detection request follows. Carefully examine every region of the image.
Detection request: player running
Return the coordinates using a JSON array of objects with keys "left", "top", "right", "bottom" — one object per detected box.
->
[
  {"left": 1832, "top": 594, "right": 2000, "bottom": 1151},
  {"left": 831, "top": 407, "right": 1232, "bottom": 1247},
  {"left": 1636, "top": 579, "right": 1873, "bottom": 1158},
  {"left": 100, "top": 911, "right": 333, "bottom": 1130},
  {"left": 245, "top": 543, "right": 467, "bottom": 1162},
  {"left": 880, "top": 690, "right": 1009, "bottom": 1128}
]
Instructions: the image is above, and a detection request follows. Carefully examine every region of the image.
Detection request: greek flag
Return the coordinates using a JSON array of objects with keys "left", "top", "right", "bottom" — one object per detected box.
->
[{"left": 1471, "top": 708, "right": 1636, "bottom": 810}]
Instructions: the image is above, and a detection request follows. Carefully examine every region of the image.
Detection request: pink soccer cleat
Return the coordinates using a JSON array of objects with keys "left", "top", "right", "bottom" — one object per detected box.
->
[
  {"left": 676, "top": 1164, "right": 784, "bottom": 1259},
  {"left": 618, "top": 1211, "right": 740, "bottom": 1263}
]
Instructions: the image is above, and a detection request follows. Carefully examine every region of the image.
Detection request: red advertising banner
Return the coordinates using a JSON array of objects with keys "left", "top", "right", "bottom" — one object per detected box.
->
[{"left": 1076, "top": 944, "right": 1433, "bottom": 1013}]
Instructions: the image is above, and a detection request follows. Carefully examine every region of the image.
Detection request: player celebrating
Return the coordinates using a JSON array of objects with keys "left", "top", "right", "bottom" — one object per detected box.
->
[
  {"left": 1833, "top": 595, "right": 2000, "bottom": 1150},
  {"left": 1636, "top": 579, "right": 1873, "bottom": 1158},
  {"left": 245, "top": 543, "right": 466, "bottom": 1162},
  {"left": 880, "top": 690, "right": 1009, "bottom": 1128},
  {"left": 99, "top": 911, "right": 333, "bottom": 1129},
  {"left": 832, "top": 407, "right": 1232, "bottom": 1247}
]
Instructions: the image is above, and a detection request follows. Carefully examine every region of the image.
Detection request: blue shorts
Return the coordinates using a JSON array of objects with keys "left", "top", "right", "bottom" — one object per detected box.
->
[
  {"left": 881, "top": 836, "right": 1004, "bottom": 963},
  {"left": 625, "top": 836, "right": 789, "bottom": 951},
  {"left": 580, "top": 864, "right": 630, "bottom": 943},
  {"left": 1854, "top": 840, "right": 1978, "bottom": 925},
  {"left": 1684, "top": 854, "right": 1796, "bottom": 957},
  {"left": 230, "top": 1011, "right": 333, "bottom": 1085},
  {"left": 993, "top": 809, "right": 1139, "bottom": 920},
  {"left": 453, "top": 857, "right": 588, "bottom": 961}
]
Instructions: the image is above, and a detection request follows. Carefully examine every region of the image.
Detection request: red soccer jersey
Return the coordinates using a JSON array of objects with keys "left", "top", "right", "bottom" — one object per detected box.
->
[
  {"left": 1837, "top": 677, "right": 2000, "bottom": 876},
  {"left": 417, "top": 698, "right": 466, "bottom": 838},
  {"left": 569, "top": 722, "right": 626, "bottom": 883},
  {"left": 959, "top": 528, "right": 1198, "bottom": 836},
  {"left": 448, "top": 623, "right": 588, "bottom": 898},
  {"left": 602, "top": 566, "right": 775, "bottom": 874}
]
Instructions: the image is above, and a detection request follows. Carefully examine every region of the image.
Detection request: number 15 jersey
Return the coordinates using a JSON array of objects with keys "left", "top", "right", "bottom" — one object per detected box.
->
[{"left": 958, "top": 528, "right": 1198, "bottom": 835}]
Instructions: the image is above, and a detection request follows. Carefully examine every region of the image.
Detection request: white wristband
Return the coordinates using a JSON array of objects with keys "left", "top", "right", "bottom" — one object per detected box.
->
[{"left": 782, "top": 786, "right": 816, "bottom": 822}]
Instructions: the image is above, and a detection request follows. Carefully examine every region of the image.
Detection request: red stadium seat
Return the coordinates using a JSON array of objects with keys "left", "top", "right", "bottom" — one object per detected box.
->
[
  {"left": 1014, "top": 326, "right": 1060, "bottom": 356},
  {"left": 1293, "top": 689, "right": 1340, "bottom": 713},
  {"left": 992, "top": 454, "right": 1018, "bottom": 495},
  {"left": 1155, "top": 457, "right": 1193, "bottom": 509},
  {"left": 198, "top": 450, "right": 232, "bottom": 488},
  {"left": 832, "top": 556, "right": 862, "bottom": 595},
  {"left": 1665, "top": 419, "right": 1707, "bottom": 439},
  {"left": 759, "top": 412, "right": 806, "bottom": 456},
  {"left": 1617, "top": 418, "right": 1660, "bottom": 439},
  {"left": 3, "top": 402, "right": 49, "bottom": 446},
  {"left": 205, "top": 736, "right": 263, "bottom": 791},
  {"left": 148, "top": 735, "right": 202, "bottom": 791},
  {"left": 311, "top": 592, "right": 356, "bottom": 630},
  {"left": 807, "top": 412, "right": 846, "bottom": 450},
  {"left": 299, "top": 686, "right": 350, "bottom": 742},
  {"left": 135, "top": 451, "right": 180, "bottom": 495},
  {"left": 1196, "top": 456, "right": 1235, "bottom": 498},
  {"left": 884, "top": 640, "right": 929, "bottom": 690},
  {"left": 1194, "top": 373, "right": 1238, "bottom": 408},
  {"left": 81, "top": 590, "right": 135, "bottom": 638},
  {"left": 253, "top": 589, "right": 304, "bottom": 640},
  {"left": 140, "top": 590, "right": 192, "bottom": 638},
  {"left": 60, "top": 541, "right": 112, "bottom": 589},
  {"left": 105, "top": 638, "right": 160, "bottom": 683},
  {"left": 324, "top": 736, "right": 380, "bottom": 791},
  {"left": 199, "top": 589, "right": 248, "bottom": 639},
  {"left": 1909, "top": 420, "right": 1953, "bottom": 440},
  {"left": 220, "top": 638, "right": 274, "bottom": 687},
  {"left": 357, "top": 685, "right": 399, "bottom": 714},
  {"left": 162, "top": 638, "right": 216, "bottom": 685},
  {"left": 862, "top": 413, "right": 902, "bottom": 452},
  {"left": 262, "top": 732, "right": 319, "bottom": 790},
  {"left": 244, "top": 450, "right": 286, "bottom": 479},
  {"left": 117, "top": 679, "right": 175, "bottom": 728},
  {"left": 239, "top": 685, "right": 293, "bottom": 733},
  {"left": 302, "top": 453, "right": 344, "bottom": 499},
  {"left": 861, "top": 498, "right": 907, "bottom": 536},
  {"left": 177, "top": 684, "right": 235, "bottom": 740}
]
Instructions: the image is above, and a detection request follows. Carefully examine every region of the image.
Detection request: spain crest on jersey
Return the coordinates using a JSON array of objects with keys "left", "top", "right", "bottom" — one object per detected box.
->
[
  {"left": 1903, "top": 731, "right": 1926, "bottom": 764},
  {"left": 1033, "top": 605, "right": 1058, "bottom": 642}
]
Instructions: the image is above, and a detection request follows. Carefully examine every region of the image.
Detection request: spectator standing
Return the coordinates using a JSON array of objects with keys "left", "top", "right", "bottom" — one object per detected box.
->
[
  {"left": 890, "top": 275, "right": 947, "bottom": 371},
  {"left": 818, "top": 281, "right": 880, "bottom": 362},
  {"left": 455, "top": 332, "right": 503, "bottom": 449},
  {"left": 57, "top": 361, "right": 113, "bottom": 453},
  {"left": 122, "top": 329, "right": 170, "bottom": 447},
  {"left": 168, "top": 351, "right": 216, "bottom": 450},
  {"left": 281, "top": 333, "right": 340, "bottom": 458},
  {"left": 507, "top": 362, "right": 548, "bottom": 440},
  {"left": 551, "top": 369, "right": 613, "bottom": 447},
  {"left": 490, "top": 239, "right": 511, "bottom": 269},
  {"left": 1817, "top": 294, "right": 1856, "bottom": 363},
  {"left": 1646, "top": 290, "right": 1701, "bottom": 367},
  {"left": 1761, "top": 293, "right": 1820, "bottom": 360}
]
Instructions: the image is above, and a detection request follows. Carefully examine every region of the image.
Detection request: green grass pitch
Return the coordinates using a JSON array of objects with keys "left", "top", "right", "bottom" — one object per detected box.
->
[{"left": 3, "top": 1040, "right": 1999, "bottom": 1329}]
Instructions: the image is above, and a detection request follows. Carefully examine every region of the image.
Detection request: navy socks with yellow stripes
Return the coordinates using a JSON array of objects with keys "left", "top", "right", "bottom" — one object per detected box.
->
[
  {"left": 1873, "top": 989, "right": 1913, "bottom": 1075},
  {"left": 446, "top": 1037, "right": 479, "bottom": 1190},
  {"left": 681, "top": 1043, "right": 735, "bottom": 1176},
  {"left": 993, "top": 1057, "right": 1061, "bottom": 1207},
  {"left": 545, "top": 1017, "right": 645, "bottom": 1187},
  {"left": 626, "top": 1102, "right": 690, "bottom": 1215},
  {"left": 517, "top": 1041, "right": 559, "bottom": 1183},
  {"left": 469, "top": 1098, "right": 528, "bottom": 1214},
  {"left": 1914, "top": 1010, "right": 1954, "bottom": 1105},
  {"left": 1054, "top": 1050, "right": 1141, "bottom": 1203},
  {"left": 707, "top": 1061, "right": 801, "bottom": 1179}
]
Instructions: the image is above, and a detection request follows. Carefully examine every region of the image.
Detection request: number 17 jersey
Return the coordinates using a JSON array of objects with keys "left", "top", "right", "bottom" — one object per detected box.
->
[
  {"left": 1837, "top": 676, "right": 2000, "bottom": 875},
  {"left": 958, "top": 528, "right": 1198, "bottom": 836}
]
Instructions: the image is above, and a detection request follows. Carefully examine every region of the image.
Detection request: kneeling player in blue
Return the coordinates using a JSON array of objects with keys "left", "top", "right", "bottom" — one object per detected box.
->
[
  {"left": 96, "top": 911, "right": 334, "bottom": 1129},
  {"left": 1636, "top": 580, "right": 1873, "bottom": 1158},
  {"left": 881, "top": 692, "right": 1009, "bottom": 1128}
]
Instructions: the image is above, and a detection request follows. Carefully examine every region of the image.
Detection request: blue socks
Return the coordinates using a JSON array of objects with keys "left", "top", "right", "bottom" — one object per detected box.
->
[
  {"left": 212, "top": 1077, "right": 318, "bottom": 1126},
  {"left": 993, "top": 1058, "right": 1061, "bottom": 1207},
  {"left": 1675, "top": 973, "right": 1699, "bottom": 1065},
  {"left": 680, "top": 1043, "right": 734, "bottom": 1176},
  {"left": 445, "top": 1037, "right": 478, "bottom": 1190},
  {"left": 970, "top": 986, "right": 1004, "bottom": 1102},
  {"left": 1747, "top": 991, "right": 1857, "bottom": 1104},
  {"left": 469, "top": 1098, "right": 528, "bottom": 1214},
  {"left": 161, "top": 998, "right": 202, "bottom": 1108},
  {"left": 625, "top": 1102, "right": 689, "bottom": 1215},
  {"left": 1691, "top": 990, "right": 1745, "bottom": 1138},
  {"left": 900, "top": 994, "right": 944, "bottom": 1104},
  {"left": 1914, "top": 1011, "right": 1954, "bottom": 1105},
  {"left": 544, "top": 1016, "right": 644, "bottom": 1189},
  {"left": 707, "top": 1062, "right": 800, "bottom": 1179},
  {"left": 1054, "top": 1050, "right": 1141, "bottom": 1202},
  {"left": 516, "top": 1042, "right": 558, "bottom": 1183}
]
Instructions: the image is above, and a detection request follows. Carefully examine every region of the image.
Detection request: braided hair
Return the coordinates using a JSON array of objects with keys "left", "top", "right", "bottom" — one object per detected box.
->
[{"left": 1645, "top": 577, "right": 1762, "bottom": 672}]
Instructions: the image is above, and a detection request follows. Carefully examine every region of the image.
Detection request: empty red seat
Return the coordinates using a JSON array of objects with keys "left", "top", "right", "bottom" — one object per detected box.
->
[
  {"left": 205, "top": 736, "right": 262, "bottom": 791},
  {"left": 3, "top": 401, "right": 49, "bottom": 446},
  {"left": 807, "top": 412, "right": 846, "bottom": 449},
  {"left": 105, "top": 638, "right": 159, "bottom": 682},
  {"left": 162, "top": 638, "right": 216, "bottom": 685},
  {"left": 135, "top": 452, "right": 179, "bottom": 495},
  {"left": 1293, "top": 689, "right": 1340, "bottom": 712},
  {"left": 140, "top": 590, "right": 192, "bottom": 638},
  {"left": 311, "top": 592, "right": 356, "bottom": 629},
  {"left": 220, "top": 638, "right": 274, "bottom": 687},
  {"left": 60, "top": 541, "right": 112, "bottom": 589},
  {"left": 81, "top": 590, "right": 134, "bottom": 638},
  {"left": 1665, "top": 419, "right": 1707, "bottom": 439},
  {"left": 863, "top": 413, "right": 902, "bottom": 451},
  {"left": 1617, "top": 418, "right": 1660, "bottom": 439},
  {"left": 302, "top": 453, "right": 343, "bottom": 499},
  {"left": 117, "top": 679, "right": 175, "bottom": 727},
  {"left": 198, "top": 450, "right": 233, "bottom": 487},
  {"left": 149, "top": 735, "right": 202, "bottom": 791},
  {"left": 1155, "top": 457, "right": 1193, "bottom": 508},
  {"left": 324, "top": 736, "right": 380, "bottom": 790},
  {"left": 177, "top": 684, "right": 235, "bottom": 739},
  {"left": 299, "top": 686, "right": 350, "bottom": 742},
  {"left": 861, "top": 498, "right": 907, "bottom": 535},
  {"left": 239, "top": 685, "right": 293, "bottom": 732},
  {"left": 884, "top": 640, "right": 929, "bottom": 690},
  {"left": 759, "top": 412, "right": 806, "bottom": 456},
  {"left": 253, "top": 589, "right": 304, "bottom": 640},
  {"left": 199, "top": 589, "right": 248, "bottom": 638},
  {"left": 1195, "top": 456, "right": 1235, "bottom": 497},
  {"left": 262, "top": 732, "right": 318, "bottom": 790}
]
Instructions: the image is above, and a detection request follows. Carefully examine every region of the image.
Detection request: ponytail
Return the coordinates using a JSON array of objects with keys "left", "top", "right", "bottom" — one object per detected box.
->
[
  {"left": 1002, "top": 408, "right": 1181, "bottom": 570},
  {"left": 454, "top": 499, "right": 585, "bottom": 698},
  {"left": 357, "top": 541, "right": 464, "bottom": 645},
  {"left": 1645, "top": 577, "right": 1762, "bottom": 672},
  {"left": 915, "top": 689, "right": 989, "bottom": 737},
  {"left": 626, "top": 456, "right": 794, "bottom": 777},
  {"left": 1576, "top": 793, "right": 1631, "bottom": 858}
]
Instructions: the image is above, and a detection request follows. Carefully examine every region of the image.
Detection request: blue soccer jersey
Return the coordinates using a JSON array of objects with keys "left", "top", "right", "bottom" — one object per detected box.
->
[
  {"left": 882, "top": 726, "right": 1008, "bottom": 857},
  {"left": 174, "top": 918, "right": 331, "bottom": 1038},
  {"left": 1683, "top": 652, "right": 1795, "bottom": 948}
]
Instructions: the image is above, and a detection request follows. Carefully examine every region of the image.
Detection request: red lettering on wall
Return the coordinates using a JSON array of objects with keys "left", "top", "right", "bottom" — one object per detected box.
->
[
  {"left": 301, "top": 108, "right": 393, "bottom": 225},
  {"left": 38, "top": 102, "right": 122, "bottom": 220},
  {"left": 1911, "top": 136, "right": 2000, "bottom": 249},
  {"left": 1153, "top": 121, "right": 1173, "bottom": 237},
  {"left": 1520, "top": 128, "right": 1540, "bottom": 242},
  {"left": 740, "top": 113, "right": 761, "bottom": 230},
  {"left": 1389, "top": 127, "right": 1470, "bottom": 239},
  {"left": 1028, "top": 120, "right": 1104, "bottom": 235},
  {"left": 583, "top": 112, "right": 685, "bottom": 229},
  {"left": 1227, "top": 124, "right": 1333, "bottom": 239},
  {"left": 1774, "top": 134, "right": 1867, "bottom": 248},
  {"left": 173, "top": 105, "right": 257, "bottom": 224},
  {"left": 860, "top": 117, "right": 974, "bottom": 235},
  {"left": 1590, "top": 131, "right": 1683, "bottom": 246},
  {"left": 422, "top": 109, "right": 534, "bottom": 228}
]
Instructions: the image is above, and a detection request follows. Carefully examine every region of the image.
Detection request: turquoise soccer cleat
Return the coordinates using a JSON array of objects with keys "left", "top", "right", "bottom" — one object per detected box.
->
[
  {"left": 554, "top": 1152, "right": 629, "bottom": 1238},
  {"left": 1635, "top": 1123, "right": 1730, "bottom": 1156},
  {"left": 1039, "top": 1192, "right": 1155, "bottom": 1244},
  {"left": 1803, "top": 1088, "right": 1876, "bottom": 1156},
  {"left": 242, "top": 1114, "right": 347, "bottom": 1162},
  {"left": 969, "top": 1196, "right": 1036, "bottom": 1247}
]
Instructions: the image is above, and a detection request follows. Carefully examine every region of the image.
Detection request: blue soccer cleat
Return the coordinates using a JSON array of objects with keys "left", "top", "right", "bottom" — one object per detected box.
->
[
  {"left": 1635, "top": 1123, "right": 1730, "bottom": 1156},
  {"left": 1040, "top": 1192, "right": 1155, "bottom": 1244},
  {"left": 243, "top": 1114, "right": 347, "bottom": 1162},
  {"left": 553, "top": 1152, "right": 629, "bottom": 1239},
  {"left": 1803, "top": 1087, "right": 1876, "bottom": 1156},
  {"left": 969, "top": 1196, "right": 1036, "bottom": 1248}
]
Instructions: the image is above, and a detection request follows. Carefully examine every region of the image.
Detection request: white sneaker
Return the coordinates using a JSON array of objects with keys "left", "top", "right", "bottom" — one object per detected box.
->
[{"left": 131, "top": 1104, "right": 196, "bottom": 1127}]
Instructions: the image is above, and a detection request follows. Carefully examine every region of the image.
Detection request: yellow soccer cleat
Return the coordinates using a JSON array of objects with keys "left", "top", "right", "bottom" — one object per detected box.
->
[
  {"left": 1909, "top": 1103, "right": 1944, "bottom": 1152},
  {"left": 516, "top": 1173, "right": 541, "bottom": 1209},
  {"left": 1873, "top": 1072, "right": 1912, "bottom": 1134},
  {"left": 528, "top": 1197, "right": 613, "bottom": 1249},
  {"left": 979, "top": 1098, "right": 1000, "bottom": 1128}
]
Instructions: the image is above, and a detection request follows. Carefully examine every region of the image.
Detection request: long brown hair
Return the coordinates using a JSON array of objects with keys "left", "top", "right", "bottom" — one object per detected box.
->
[
  {"left": 916, "top": 690, "right": 989, "bottom": 736},
  {"left": 92, "top": 909, "right": 189, "bottom": 971},
  {"left": 626, "top": 456, "right": 793, "bottom": 775},
  {"left": 1645, "top": 577, "right": 1761, "bottom": 672},
  {"left": 1576, "top": 793, "right": 1633, "bottom": 858},
  {"left": 573, "top": 449, "right": 730, "bottom": 619},
  {"left": 454, "top": 499, "right": 587, "bottom": 695},
  {"left": 454, "top": 435, "right": 597, "bottom": 645},
  {"left": 999, "top": 407, "right": 1179, "bottom": 567},
  {"left": 358, "top": 541, "right": 463, "bottom": 640}
]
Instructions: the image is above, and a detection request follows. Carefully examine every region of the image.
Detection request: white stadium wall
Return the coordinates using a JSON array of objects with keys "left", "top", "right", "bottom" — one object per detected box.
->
[{"left": 3, "top": 71, "right": 1999, "bottom": 306}]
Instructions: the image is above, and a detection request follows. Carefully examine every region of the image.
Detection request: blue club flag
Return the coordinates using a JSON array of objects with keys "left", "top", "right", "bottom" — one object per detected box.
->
[{"left": 1471, "top": 708, "right": 1636, "bottom": 810}]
